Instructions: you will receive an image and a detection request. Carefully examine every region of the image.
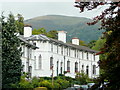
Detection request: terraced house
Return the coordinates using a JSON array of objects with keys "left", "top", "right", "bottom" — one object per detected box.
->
[{"left": 20, "top": 25, "right": 100, "bottom": 79}]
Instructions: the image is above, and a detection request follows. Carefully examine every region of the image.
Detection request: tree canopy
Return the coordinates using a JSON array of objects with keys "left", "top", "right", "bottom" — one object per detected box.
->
[
  {"left": 74, "top": 1, "right": 120, "bottom": 89},
  {"left": 1, "top": 13, "right": 23, "bottom": 88},
  {"left": 32, "top": 28, "right": 58, "bottom": 39}
]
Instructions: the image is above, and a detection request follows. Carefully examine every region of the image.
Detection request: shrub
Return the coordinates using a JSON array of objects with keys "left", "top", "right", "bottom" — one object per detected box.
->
[
  {"left": 31, "top": 77, "right": 40, "bottom": 88},
  {"left": 38, "top": 80, "right": 53, "bottom": 90},
  {"left": 75, "top": 72, "right": 90, "bottom": 85},
  {"left": 34, "top": 87, "right": 47, "bottom": 90},
  {"left": 55, "top": 78, "right": 70, "bottom": 89}
]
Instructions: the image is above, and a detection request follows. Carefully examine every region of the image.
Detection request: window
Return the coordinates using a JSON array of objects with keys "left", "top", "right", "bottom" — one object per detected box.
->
[
  {"left": 57, "top": 46, "right": 58, "bottom": 53},
  {"left": 67, "top": 61, "right": 70, "bottom": 72},
  {"left": 74, "top": 50, "right": 76, "bottom": 57},
  {"left": 57, "top": 61, "right": 59, "bottom": 76},
  {"left": 29, "top": 49, "right": 32, "bottom": 59},
  {"left": 60, "top": 62, "right": 63, "bottom": 74},
  {"left": 82, "top": 52, "right": 84, "bottom": 59},
  {"left": 39, "top": 55, "right": 42, "bottom": 69},
  {"left": 93, "top": 65, "right": 96, "bottom": 75},
  {"left": 67, "top": 48, "right": 68, "bottom": 56},
  {"left": 77, "top": 50, "right": 79, "bottom": 58},
  {"left": 82, "top": 65, "right": 84, "bottom": 72},
  {"left": 87, "top": 52, "right": 89, "bottom": 60},
  {"left": 69, "top": 49, "right": 70, "bottom": 56},
  {"left": 34, "top": 56, "right": 36, "bottom": 69},
  {"left": 50, "top": 57, "right": 53, "bottom": 69},
  {"left": 86, "top": 66, "right": 89, "bottom": 75},
  {"left": 75, "top": 62, "right": 78, "bottom": 72},
  {"left": 61, "top": 46, "right": 63, "bottom": 55},
  {"left": 29, "top": 66, "right": 32, "bottom": 78},
  {"left": 33, "top": 42, "right": 36, "bottom": 46},
  {"left": 51, "top": 43, "right": 53, "bottom": 52}
]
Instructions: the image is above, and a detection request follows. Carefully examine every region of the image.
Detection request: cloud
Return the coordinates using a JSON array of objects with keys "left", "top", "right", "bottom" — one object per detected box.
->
[{"left": 1, "top": 0, "right": 73, "bottom": 2}]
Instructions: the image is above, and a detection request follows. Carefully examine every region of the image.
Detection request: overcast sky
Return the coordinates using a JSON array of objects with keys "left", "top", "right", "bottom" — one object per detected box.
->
[{"left": 0, "top": 0, "right": 110, "bottom": 20}]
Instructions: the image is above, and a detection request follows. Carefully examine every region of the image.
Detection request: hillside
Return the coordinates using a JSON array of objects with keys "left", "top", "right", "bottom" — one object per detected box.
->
[{"left": 24, "top": 15, "right": 104, "bottom": 43}]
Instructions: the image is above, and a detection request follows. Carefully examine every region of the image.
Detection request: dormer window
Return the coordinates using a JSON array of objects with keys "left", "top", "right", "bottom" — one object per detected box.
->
[{"left": 33, "top": 42, "right": 36, "bottom": 46}]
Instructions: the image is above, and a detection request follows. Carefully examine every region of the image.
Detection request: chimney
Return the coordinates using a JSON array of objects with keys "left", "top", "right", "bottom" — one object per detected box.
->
[
  {"left": 24, "top": 24, "right": 32, "bottom": 37},
  {"left": 72, "top": 37, "right": 79, "bottom": 45},
  {"left": 58, "top": 31, "right": 67, "bottom": 43}
]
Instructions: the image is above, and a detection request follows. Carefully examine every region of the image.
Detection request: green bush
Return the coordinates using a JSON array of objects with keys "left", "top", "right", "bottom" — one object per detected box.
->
[
  {"left": 31, "top": 77, "right": 40, "bottom": 88},
  {"left": 38, "top": 80, "right": 53, "bottom": 89},
  {"left": 75, "top": 71, "right": 90, "bottom": 85},
  {"left": 11, "top": 75, "right": 71, "bottom": 89},
  {"left": 34, "top": 87, "right": 47, "bottom": 90},
  {"left": 55, "top": 78, "right": 70, "bottom": 89}
]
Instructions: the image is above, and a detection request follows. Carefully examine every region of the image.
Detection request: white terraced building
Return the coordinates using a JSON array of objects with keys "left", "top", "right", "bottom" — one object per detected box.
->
[{"left": 20, "top": 25, "right": 100, "bottom": 79}]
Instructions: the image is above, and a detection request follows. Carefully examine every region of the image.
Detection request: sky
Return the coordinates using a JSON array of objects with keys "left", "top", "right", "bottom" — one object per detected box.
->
[{"left": 0, "top": 0, "right": 110, "bottom": 20}]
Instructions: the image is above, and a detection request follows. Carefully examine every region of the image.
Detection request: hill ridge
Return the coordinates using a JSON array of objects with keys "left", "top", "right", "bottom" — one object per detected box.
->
[{"left": 24, "top": 15, "right": 103, "bottom": 43}]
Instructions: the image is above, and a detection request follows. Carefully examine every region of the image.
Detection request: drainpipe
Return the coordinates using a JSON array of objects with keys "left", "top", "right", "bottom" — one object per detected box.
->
[
  {"left": 91, "top": 53, "right": 93, "bottom": 79},
  {"left": 27, "top": 46, "right": 30, "bottom": 80},
  {"left": 79, "top": 59, "right": 80, "bottom": 73}
]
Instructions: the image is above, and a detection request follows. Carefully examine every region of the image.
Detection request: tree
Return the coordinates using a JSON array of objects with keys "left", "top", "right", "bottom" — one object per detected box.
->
[
  {"left": 97, "top": 13, "right": 120, "bottom": 90},
  {"left": 47, "top": 30, "right": 58, "bottom": 39},
  {"left": 75, "top": 71, "right": 89, "bottom": 85},
  {"left": 79, "top": 40, "right": 87, "bottom": 46},
  {"left": 92, "top": 38, "right": 106, "bottom": 51},
  {"left": 74, "top": 1, "right": 120, "bottom": 89},
  {"left": 1, "top": 13, "right": 23, "bottom": 88},
  {"left": 87, "top": 40, "right": 96, "bottom": 48},
  {"left": 32, "top": 28, "right": 47, "bottom": 35},
  {"left": 32, "top": 28, "right": 58, "bottom": 39}
]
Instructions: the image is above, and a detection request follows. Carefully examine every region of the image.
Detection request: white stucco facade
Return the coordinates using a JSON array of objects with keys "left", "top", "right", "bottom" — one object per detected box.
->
[{"left": 20, "top": 26, "right": 100, "bottom": 79}]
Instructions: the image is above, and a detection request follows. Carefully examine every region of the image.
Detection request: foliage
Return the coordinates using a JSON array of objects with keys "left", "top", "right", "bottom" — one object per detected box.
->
[
  {"left": 92, "top": 38, "right": 106, "bottom": 51},
  {"left": 46, "top": 30, "right": 58, "bottom": 39},
  {"left": 16, "top": 14, "right": 24, "bottom": 35},
  {"left": 18, "top": 78, "right": 33, "bottom": 88},
  {"left": 38, "top": 80, "right": 53, "bottom": 89},
  {"left": 97, "top": 14, "right": 120, "bottom": 90},
  {"left": 31, "top": 77, "right": 40, "bottom": 88},
  {"left": 87, "top": 40, "right": 96, "bottom": 48},
  {"left": 11, "top": 75, "right": 71, "bottom": 89},
  {"left": 75, "top": 71, "right": 90, "bottom": 85},
  {"left": 92, "top": 38, "right": 106, "bottom": 75},
  {"left": 32, "top": 28, "right": 47, "bottom": 35},
  {"left": 79, "top": 2, "right": 120, "bottom": 90},
  {"left": 79, "top": 40, "right": 87, "bottom": 46},
  {"left": 55, "top": 77, "right": 70, "bottom": 89},
  {"left": 1, "top": 13, "right": 23, "bottom": 88},
  {"left": 34, "top": 87, "right": 47, "bottom": 90},
  {"left": 32, "top": 28, "right": 58, "bottom": 39},
  {"left": 10, "top": 74, "right": 77, "bottom": 90},
  {"left": 38, "top": 76, "right": 70, "bottom": 89}
]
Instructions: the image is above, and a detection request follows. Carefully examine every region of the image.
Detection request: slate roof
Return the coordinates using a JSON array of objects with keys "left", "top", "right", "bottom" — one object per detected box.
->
[
  {"left": 18, "top": 35, "right": 38, "bottom": 49},
  {"left": 22, "top": 34, "right": 98, "bottom": 53}
]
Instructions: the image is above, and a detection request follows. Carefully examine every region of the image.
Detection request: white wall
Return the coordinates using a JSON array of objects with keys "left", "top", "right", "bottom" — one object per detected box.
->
[{"left": 21, "top": 37, "right": 100, "bottom": 78}]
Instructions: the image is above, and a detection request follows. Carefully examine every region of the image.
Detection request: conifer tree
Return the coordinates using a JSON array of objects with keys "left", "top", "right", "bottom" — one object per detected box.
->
[{"left": 1, "top": 13, "right": 23, "bottom": 88}]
